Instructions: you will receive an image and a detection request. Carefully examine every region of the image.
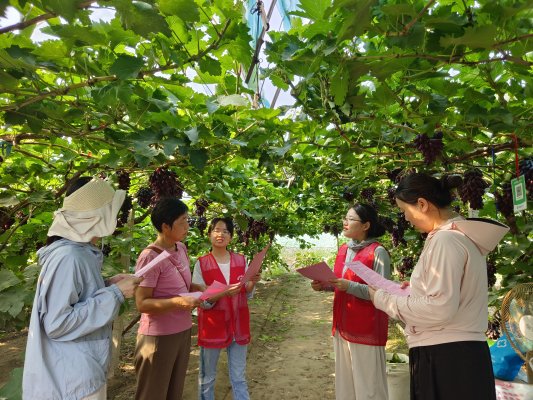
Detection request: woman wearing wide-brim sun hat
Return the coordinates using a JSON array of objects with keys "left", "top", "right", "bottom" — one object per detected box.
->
[{"left": 23, "top": 177, "right": 143, "bottom": 400}]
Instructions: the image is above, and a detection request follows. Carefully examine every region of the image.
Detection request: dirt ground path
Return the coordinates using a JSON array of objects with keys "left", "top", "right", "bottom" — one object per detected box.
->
[
  {"left": 1, "top": 273, "right": 407, "bottom": 399},
  {"left": 108, "top": 273, "right": 337, "bottom": 400}
]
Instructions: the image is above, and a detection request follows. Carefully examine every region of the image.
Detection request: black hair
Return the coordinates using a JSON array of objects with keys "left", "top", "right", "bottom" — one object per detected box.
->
[
  {"left": 207, "top": 217, "right": 234, "bottom": 237},
  {"left": 395, "top": 172, "right": 463, "bottom": 208},
  {"left": 151, "top": 197, "right": 188, "bottom": 232},
  {"left": 46, "top": 176, "right": 93, "bottom": 245},
  {"left": 351, "top": 203, "right": 386, "bottom": 238}
]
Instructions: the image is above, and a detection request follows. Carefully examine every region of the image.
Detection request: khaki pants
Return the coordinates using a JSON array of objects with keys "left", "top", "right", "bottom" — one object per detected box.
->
[
  {"left": 134, "top": 329, "right": 192, "bottom": 400},
  {"left": 333, "top": 332, "right": 388, "bottom": 400}
]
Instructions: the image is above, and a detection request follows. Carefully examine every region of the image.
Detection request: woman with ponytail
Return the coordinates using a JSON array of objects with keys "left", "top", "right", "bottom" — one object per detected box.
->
[
  {"left": 312, "top": 203, "right": 390, "bottom": 400},
  {"left": 369, "top": 172, "right": 506, "bottom": 400}
]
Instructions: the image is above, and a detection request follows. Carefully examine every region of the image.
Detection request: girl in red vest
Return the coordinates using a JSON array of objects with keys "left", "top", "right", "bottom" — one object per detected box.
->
[
  {"left": 192, "top": 217, "right": 261, "bottom": 400},
  {"left": 312, "top": 203, "right": 390, "bottom": 400}
]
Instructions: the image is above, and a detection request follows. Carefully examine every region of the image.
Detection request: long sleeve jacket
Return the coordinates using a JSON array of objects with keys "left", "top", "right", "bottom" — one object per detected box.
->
[{"left": 23, "top": 239, "right": 124, "bottom": 400}]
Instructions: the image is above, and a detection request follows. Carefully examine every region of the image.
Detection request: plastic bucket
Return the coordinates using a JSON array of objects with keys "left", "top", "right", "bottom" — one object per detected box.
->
[{"left": 386, "top": 353, "right": 410, "bottom": 400}]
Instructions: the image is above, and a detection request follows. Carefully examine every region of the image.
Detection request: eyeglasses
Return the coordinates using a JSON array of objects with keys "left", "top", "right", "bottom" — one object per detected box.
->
[
  {"left": 212, "top": 229, "right": 231, "bottom": 235},
  {"left": 342, "top": 217, "right": 362, "bottom": 223}
]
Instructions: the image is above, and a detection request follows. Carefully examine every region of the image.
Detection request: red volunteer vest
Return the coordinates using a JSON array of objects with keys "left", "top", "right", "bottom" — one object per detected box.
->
[
  {"left": 197, "top": 252, "right": 251, "bottom": 348},
  {"left": 332, "top": 243, "right": 388, "bottom": 346}
]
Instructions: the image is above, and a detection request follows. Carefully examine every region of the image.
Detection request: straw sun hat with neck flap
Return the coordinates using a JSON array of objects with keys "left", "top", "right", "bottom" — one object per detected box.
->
[{"left": 47, "top": 178, "right": 126, "bottom": 243}]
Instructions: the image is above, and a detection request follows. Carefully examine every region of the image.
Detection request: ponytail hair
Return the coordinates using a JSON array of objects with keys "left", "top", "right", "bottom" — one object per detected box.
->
[{"left": 395, "top": 172, "right": 462, "bottom": 208}]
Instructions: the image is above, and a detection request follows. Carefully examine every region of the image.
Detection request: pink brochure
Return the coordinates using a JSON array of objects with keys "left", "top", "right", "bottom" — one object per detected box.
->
[
  {"left": 134, "top": 251, "right": 171, "bottom": 277},
  {"left": 199, "top": 280, "right": 230, "bottom": 300},
  {"left": 296, "top": 261, "right": 336, "bottom": 282},
  {"left": 345, "top": 261, "right": 410, "bottom": 297},
  {"left": 240, "top": 243, "right": 270, "bottom": 284}
]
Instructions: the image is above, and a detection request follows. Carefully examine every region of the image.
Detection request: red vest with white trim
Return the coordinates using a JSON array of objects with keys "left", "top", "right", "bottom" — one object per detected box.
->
[
  {"left": 197, "top": 252, "right": 251, "bottom": 348},
  {"left": 332, "top": 243, "right": 388, "bottom": 346}
]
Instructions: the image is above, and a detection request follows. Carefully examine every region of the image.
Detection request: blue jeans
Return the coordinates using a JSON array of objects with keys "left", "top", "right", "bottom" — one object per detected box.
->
[{"left": 199, "top": 341, "right": 249, "bottom": 400}]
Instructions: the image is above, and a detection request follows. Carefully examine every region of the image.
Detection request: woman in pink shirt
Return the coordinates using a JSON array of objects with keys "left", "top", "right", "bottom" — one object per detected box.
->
[{"left": 134, "top": 198, "right": 204, "bottom": 400}]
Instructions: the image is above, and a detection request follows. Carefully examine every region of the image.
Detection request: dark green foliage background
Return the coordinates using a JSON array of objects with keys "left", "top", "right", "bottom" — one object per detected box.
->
[{"left": 0, "top": 0, "right": 531, "bottom": 329}]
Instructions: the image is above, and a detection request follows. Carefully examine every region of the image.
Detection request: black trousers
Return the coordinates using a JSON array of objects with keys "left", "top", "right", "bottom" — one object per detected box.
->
[{"left": 409, "top": 341, "right": 497, "bottom": 400}]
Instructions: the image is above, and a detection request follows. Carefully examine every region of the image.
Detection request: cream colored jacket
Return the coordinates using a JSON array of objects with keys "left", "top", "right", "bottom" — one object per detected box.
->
[{"left": 374, "top": 217, "right": 508, "bottom": 348}]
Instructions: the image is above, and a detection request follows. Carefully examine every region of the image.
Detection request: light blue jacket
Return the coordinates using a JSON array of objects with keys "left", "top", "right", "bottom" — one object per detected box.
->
[{"left": 22, "top": 239, "right": 124, "bottom": 400}]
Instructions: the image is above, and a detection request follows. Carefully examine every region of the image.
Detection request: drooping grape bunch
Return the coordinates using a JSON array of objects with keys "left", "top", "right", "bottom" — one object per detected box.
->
[
  {"left": 494, "top": 183, "right": 513, "bottom": 218},
  {"left": 378, "top": 216, "right": 395, "bottom": 233},
  {"left": 360, "top": 187, "right": 376, "bottom": 205},
  {"left": 458, "top": 168, "right": 488, "bottom": 210},
  {"left": 116, "top": 170, "right": 131, "bottom": 191},
  {"left": 235, "top": 225, "right": 246, "bottom": 244},
  {"left": 391, "top": 227, "right": 406, "bottom": 247},
  {"left": 387, "top": 187, "right": 396, "bottom": 206},
  {"left": 194, "top": 198, "right": 210, "bottom": 216},
  {"left": 486, "top": 259, "right": 497, "bottom": 288},
  {"left": 187, "top": 217, "right": 197, "bottom": 228},
  {"left": 391, "top": 213, "right": 409, "bottom": 247},
  {"left": 413, "top": 131, "right": 444, "bottom": 165},
  {"left": 397, "top": 256, "right": 414, "bottom": 280},
  {"left": 386, "top": 168, "right": 403, "bottom": 183},
  {"left": 0, "top": 208, "right": 14, "bottom": 233},
  {"left": 136, "top": 187, "right": 154, "bottom": 209},
  {"left": 247, "top": 218, "right": 269, "bottom": 241},
  {"left": 149, "top": 167, "right": 183, "bottom": 202},
  {"left": 342, "top": 186, "right": 355, "bottom": 202},
  {"left": 118, "top": 195, "right": 133, "bottom": 225},
  {"left": 519, "top": 156, "right": 533, "bottom": 200},
  {"left": 330, "top": 224, "right": 342, "bottom": 237},
  {"left": 486, "top": 311, "right": 501, "bottom": 340},
  {"left": 102, "top": 244, "right": 112, "bottom": 257},
  {"left": 494, "top": 182, "right": 519, "bottom": 234},
  {"left": 196, "top": 216, "right": 208, "bottom": 234}
]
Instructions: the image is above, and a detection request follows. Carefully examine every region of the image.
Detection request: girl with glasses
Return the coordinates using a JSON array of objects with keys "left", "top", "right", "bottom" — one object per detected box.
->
[
  {"left": 192, "top": 217, "right": 261, "bottom": 400},
  {"left": 312, "top": 203, "right": 390, "bottom": 400}
]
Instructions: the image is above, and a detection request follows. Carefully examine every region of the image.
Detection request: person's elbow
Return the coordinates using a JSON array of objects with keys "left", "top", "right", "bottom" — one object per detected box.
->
[
  {"left": 42, "top": 313, "right": 72, "bottom": 340},
  {"left": 420, "top": 297, "right": 459, "bottom": 325}
]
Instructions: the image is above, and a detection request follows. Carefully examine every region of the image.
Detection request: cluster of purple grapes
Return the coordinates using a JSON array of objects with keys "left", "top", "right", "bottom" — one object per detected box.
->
[
  {"left": 233, "top": 218, "right": 271, "bottom": 244},
  {"left": 360, "top": 187, "right": 376, "bottom": 206},
  {"left": 386, "top": 168, "right": 403, "bottom": 183},
  {"left": 342, "top": 187, "right": 355, "bottom": 202},
  {"left": 194, "top": 198, "right": 210, "bottom": 216},
  {"left": 387, "top": 187, "right": 396, "bottom": 206},
  {"left": 324, "top": 223, "right": 342, "bottom": 236},
  {"left": 379, "top": 216, "right": 395, "bottom": 233},
  {"left": 494, "top": 183, "right": 514, "bottom": 218},
  {"left": 102, "top": 244, "right": 112, "bottom": 257},
  {"left": 149, "top": 167, "right": 183, "bottom": 202},
  {"left": 486, "top": 312, "right": 501, "bottom": 340},
  {"left": 118, "top": 195, "right": 133, "bottom": 226},
  {"left": 136, "top": 187, "right": 154, "bottom": 209},
  {"left": 458, "top": 168, "right": 488, "bottom": 210},
  {"left": 391, "top": 213, "right": 409, "bottom": 247},
  {"left": 247, "top": 219, "right": 269, "bottom": 241},
  {"left": 519, "top": 157, "right": 533, "bottom": 200},
  {"left": 117, "top": 170, "right": 131, "bottom": 191},
  {"left": 487, "top": 259, "right": 497, "bottom": 288},
  {"left": 0, "top": 208, "right": 14, "bottom": 233},
  {"left": 397, "top": 256, "right": 414, "bottom": 280},
  {"left": 413, "top": 131, "right": 444, "bottom": 165},
  {"left": 195, "top": 216, "right": 208, "bottom": 234}
]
